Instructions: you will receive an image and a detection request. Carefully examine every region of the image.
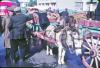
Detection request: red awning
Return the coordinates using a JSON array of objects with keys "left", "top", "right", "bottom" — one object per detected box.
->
[{"left": 0, "top": 1, "right": 16, "bottom": 7}]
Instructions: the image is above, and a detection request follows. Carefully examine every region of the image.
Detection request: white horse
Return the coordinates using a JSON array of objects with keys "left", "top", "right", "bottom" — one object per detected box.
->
[
  {"left": 66, "top": 28, "right": 83, "bottom": 55},
  {"left": 45, "top": 25, "right": 56, "bottom": 56},
  {"left": 45, "top": 24, "right": 67, "bottom": 64}
]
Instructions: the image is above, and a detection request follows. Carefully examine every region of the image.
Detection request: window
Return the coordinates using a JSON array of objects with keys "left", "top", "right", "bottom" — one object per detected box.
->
[
  {"left": 51, "top": 2, "right": 56, "bottom": 6},
  {"left": 42, "top": 3, "right": 44, "bottom": 5},
  {"left": 39, "top": 3, "right": 41, "bottom": 5},
  {"left": 46, "top": 3, "right": 49, "bottom": 6},
  {"left": 75, "top": 2, "right": 83, "bottom": 11}
]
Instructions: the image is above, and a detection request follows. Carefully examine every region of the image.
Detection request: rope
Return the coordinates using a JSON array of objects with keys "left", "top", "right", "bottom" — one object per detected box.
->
[{"left": 32, "top": 32, "right": 57, "bottom": 43}]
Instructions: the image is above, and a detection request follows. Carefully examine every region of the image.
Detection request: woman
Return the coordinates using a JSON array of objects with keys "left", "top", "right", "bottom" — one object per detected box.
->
[
  {"left": 0, "top": 16, "right": 7, "bottom": 67},
  {"left": 2, "top": 9, "right": 14, "bottom": 65},
  {"left": 26, "top": 12, "right": 43, "bottom": 55}
]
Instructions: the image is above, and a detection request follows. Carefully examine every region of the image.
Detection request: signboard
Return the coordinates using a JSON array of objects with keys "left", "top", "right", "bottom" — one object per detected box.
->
[
  {"left": 82, "top": 0, "right": 97, "bottom": 2},
  {"left": 18, "top": 0, "right": 30, "bottom": 2}
]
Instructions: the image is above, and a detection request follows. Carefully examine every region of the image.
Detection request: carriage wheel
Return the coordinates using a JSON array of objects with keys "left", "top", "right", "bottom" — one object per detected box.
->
[{"left": 82, "top": 36, "right": 100, "bottom": 68}]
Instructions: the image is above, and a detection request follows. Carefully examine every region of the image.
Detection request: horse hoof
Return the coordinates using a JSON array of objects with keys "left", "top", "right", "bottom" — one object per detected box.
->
[
  {"left": 46, "top": 51, "right": 49, "bottom": 55},
  {"left": 46, "top": 53, "right": 49, "bottom": 56},
  {"left": 50, "top": 53, "right": 53, "bottom": 56},
  {"left": 61, "top": 61, "right": 65, "bottom": 64},
  {"left": 50, "top": 50, "right": 53, "bottom": 56},
  {"left": 58, "top": 61, "right": 62, "bottom": 65}
]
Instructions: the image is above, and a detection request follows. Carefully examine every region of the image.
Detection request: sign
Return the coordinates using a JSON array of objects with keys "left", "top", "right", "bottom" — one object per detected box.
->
[
  {"left": 18, "top": 0, "right": 30, "bottom": 2},
  {"left": 0, "top": 1, "right": 16, "bottom": 16}
]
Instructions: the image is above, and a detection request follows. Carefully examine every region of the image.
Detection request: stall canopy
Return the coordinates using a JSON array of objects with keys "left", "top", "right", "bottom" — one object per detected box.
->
[{"left": 0, "top": 1, "right": 16, "bottom": 16}]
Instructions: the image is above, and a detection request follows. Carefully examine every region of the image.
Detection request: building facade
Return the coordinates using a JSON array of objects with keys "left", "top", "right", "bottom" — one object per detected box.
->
[
  {"left": 37, "top": 0, "right": 76, "bottom": 10},
  {"left": 75, "top": 0, "right": 98, "bottom": 11},
  {"left": 37, "top": 0, "right": 98, "bottom": 11}
]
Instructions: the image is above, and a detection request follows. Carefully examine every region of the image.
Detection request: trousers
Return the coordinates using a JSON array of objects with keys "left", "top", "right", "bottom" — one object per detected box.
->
[{"left": 10, "top": 39, "right": 27, "bottom": 63}]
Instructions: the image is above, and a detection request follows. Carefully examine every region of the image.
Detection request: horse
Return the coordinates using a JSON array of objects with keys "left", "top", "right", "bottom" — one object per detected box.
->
[
  {"left": 45, "top": 24, "right": 66, "bottom": 64},
  {"left": 45, "top": 13, "right": 84, "bottom": 64},
  {"left": 65, "top": 27, "right": 83, "bottom": 55},
  {"left": 45, "top": 14, "right": 69, "bottom": 64},
  {"left": 59, "top": 15, "right": 83, "bottom": 64},
  {"left": 45, "top": 25, "right": 56, "bottom": 56}
]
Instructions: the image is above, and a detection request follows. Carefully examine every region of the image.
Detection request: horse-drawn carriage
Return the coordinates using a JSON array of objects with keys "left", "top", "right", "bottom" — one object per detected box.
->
[
  {"left": 26, "top": 11, "right": 100, "bottom": 68},
  {"left": 78, "top": 19, "right": 100, "bottom": 68}
]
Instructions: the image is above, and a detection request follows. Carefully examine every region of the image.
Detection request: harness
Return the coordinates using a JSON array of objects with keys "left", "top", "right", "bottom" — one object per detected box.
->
[
  {"left": 33, "top": 23, "right": 41, "bottom": 32},
  {"left": 50, "top": 22, "right": 58, "bottom": 27}
]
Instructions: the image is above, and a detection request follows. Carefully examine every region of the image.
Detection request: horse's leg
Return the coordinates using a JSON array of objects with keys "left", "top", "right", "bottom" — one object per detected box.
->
[
  {"left": 46, "top": 45, "right": 50, "bottom": 55},
  {"left": 61, "top": 49, "right": 65, "bottom": 64},
  {"left": 50, "top": 48, "right": 53, "bottom": 56},
  {"left": 49, "top": 43, "right": 53, "bottom": 56},
  {"left": 58, "top": 42, "right": 63, "bottom": 64}
]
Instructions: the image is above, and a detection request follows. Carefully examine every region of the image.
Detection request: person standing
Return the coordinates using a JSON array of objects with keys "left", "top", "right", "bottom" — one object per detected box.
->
[
  {"left": 9, "top": 7, "right": 32, "bottom": 63},
  {"left": 2, "top": 8, "right": 14, "bottom": 65},
  {"left": 60, "top": 8, "right": 69, "bottom": 26},
  {"left": 32, "top": 12, "right": 43, "bottom": 48},
  {"left": 0, "top": 16, "right": 7, "bottom": 67},
  {"left": 95, "top": 2, "right": 100, "bottom": 21}
]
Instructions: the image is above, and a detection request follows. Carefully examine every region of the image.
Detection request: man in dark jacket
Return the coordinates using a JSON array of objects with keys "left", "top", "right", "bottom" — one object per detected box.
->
[
  {"left": 60, "top": 8, "right": 69, "bottom": 17},
  {"left": 9, "top": 7, "right": 32, "bottom": 63},
  {"left": 60, "top": 8, "right": 69, "bottom": 25}
]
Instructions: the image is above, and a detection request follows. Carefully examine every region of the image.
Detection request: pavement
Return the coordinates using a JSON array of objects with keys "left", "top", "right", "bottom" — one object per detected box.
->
[{"left": 27, "top": 50, "right": 68, "bottom": 68}]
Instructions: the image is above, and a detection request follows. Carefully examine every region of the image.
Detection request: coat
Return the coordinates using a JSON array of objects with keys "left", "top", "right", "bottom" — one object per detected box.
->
[
  {"left": 2, "top": 16, "right": 11, "bottom": 48},
  {"left": 9, "top": 13, "right": 32, "bottom": 39}
]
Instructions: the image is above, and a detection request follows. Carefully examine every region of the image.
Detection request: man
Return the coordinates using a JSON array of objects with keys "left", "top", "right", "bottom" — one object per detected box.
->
[
  {"left": 60, "top": 8, "right": 69, "bottom": 25},
  {"left": 9, "top": 7, "right": 32, "bottom": 63},
  {"left": 60, "top": 8, "right": 69, "bottom": 17}
]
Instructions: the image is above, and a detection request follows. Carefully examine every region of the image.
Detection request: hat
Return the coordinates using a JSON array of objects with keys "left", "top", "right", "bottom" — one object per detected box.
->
[{"left": 14, "top": 7, "right": 21, "bottom": 12}]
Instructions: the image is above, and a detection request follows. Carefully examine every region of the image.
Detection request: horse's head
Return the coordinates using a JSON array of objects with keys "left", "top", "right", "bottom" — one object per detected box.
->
[
  {"left": 68, "top": 16, "right": 76, "bottom": 28},
  {"left": 46, "top": 25, "right": 56, "bottom": 38},
  {"left": 71, "top": 28, "right": 79, "bottom": 38}
]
